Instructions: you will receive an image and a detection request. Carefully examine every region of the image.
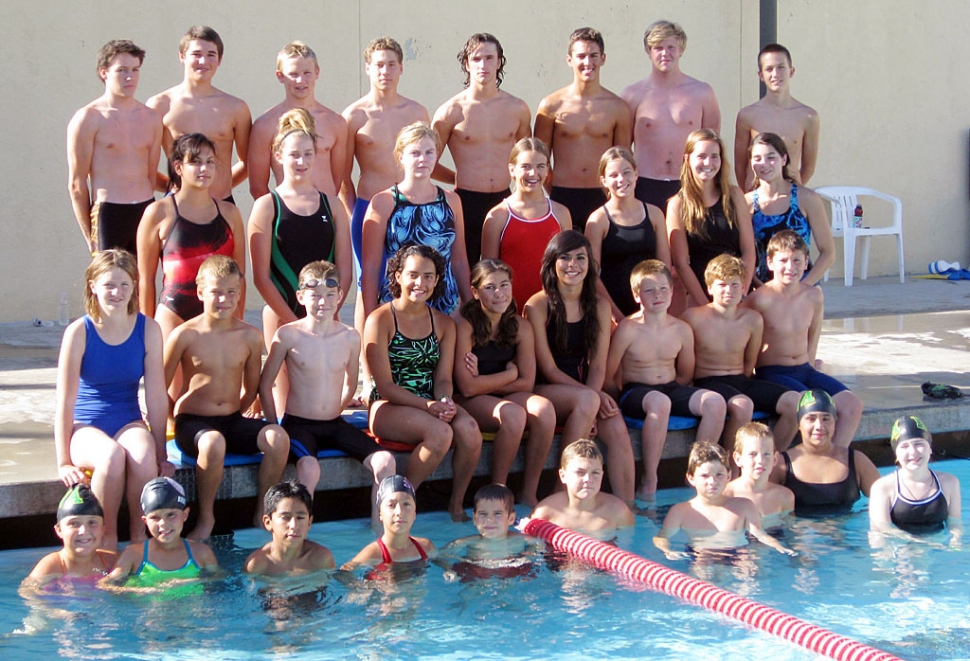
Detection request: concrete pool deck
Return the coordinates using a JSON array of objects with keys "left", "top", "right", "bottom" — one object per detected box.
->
[{"left": 1, "top": 275, "right": 968, "bottom": 534}]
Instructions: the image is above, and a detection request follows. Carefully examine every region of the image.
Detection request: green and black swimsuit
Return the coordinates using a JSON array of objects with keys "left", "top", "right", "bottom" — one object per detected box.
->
[{"left": 372, "top": 306, "right": 439, "bottom": 402}]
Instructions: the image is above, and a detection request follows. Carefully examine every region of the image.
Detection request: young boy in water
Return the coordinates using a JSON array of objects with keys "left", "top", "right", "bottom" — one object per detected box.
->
[
  {"left": 606, "top": 259, "right": 726, "bottom": 500},
  {"left": 654, "top": 442, "right": 795, "bottom": 560},
  {"left": 342, "top": 476, "right": 435, "bottom": 570},
  {"left": 165, "top": 255, "right": 290, "bottom": 540},
  {"left": 258, "top": 261, "right": 395, "bottom": 525},
  {"left": 724, "top": 422, "right": 794, "bottom": 527},
  {"left": 244, "top": 480, "right": 335, "bottom": 575},
  {"left": 22, "top": 485, "right": 118, "bottom": 590},
  {"left": 106, "top": 477, "right": 219, "bottom": 586},
  {"left": 531, "top": 439, "right": 634, "bottom": 540},
  {"left": 743, "top": 231, "right": 863, "bottom": 448},
  {"left": 682, "top": 254, "right": 800, "bottom": 450}
]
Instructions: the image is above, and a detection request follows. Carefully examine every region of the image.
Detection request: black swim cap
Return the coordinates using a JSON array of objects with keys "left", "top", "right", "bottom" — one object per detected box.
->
[
  {"left": 140, "top": 477, "right": 187, "bottom": 514},
  {"left": 796, "top": 390, "right": 837, "bottom": 421},
  {"left": 890, "top": 415, "right": 932, "bottom": 451},
  {"left": 376, "top": 475, "right": 416, "bottom": 506},
  {"left": 57, "top": 484, "right": 104, "bottom": 522}
]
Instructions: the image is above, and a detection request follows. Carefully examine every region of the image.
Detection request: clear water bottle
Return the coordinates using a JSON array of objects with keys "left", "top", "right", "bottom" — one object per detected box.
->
[
  {"left": 853, "top": 204, "right": 863, "bottom": 228},
  {"left": 58, "top": 292, "right": 70, "bottom": 326}
]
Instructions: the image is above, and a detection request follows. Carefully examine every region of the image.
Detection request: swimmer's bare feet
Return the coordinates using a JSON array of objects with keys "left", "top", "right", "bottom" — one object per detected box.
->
[
  {"left": 187, "top": 516, "right": 215, "bottom": 542},
  {"left": 348, "top": 397, "right": 365, "bottom": 409},
  {"left": 636, "top": 484, "right": 658, "bottom": 503},
  {"left": 449, "top": 506, "right": 471, "bottom": 523}
]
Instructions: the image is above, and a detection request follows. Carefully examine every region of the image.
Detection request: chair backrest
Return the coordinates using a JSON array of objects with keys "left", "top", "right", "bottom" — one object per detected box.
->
[{"left": 815, "top": 186, "right": 858, "bottom": 238}]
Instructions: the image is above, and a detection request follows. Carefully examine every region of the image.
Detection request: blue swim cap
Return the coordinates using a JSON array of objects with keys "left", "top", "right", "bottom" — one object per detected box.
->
[
  {"left": 796, "top": 390, "right": 837, "bottom": 421},
  {"left": 140, "top": 477, "right": 187, "bottom": 514},
  {"left": 890, "top": 415, "right": 932, "bottom": 451},
  {"left": 57, "top": 484, "right": 104, "bottom": 522},
  {"left": 376, "top": 475, "right": 416, "bottom": 506}
]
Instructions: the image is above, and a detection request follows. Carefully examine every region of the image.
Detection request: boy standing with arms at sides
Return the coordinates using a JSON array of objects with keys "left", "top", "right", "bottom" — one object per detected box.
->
[
  {"left": 107, "top": 477, "right": 219, "bottom": 585},
  {"left": 244, "top": 481, "right": 336, "bottom": 575},
  {"left": 734, "top": 44, "right": 819, "bottom": 190},
  {"left": 534, "top": 28, "right": 631, "bottom": 232},
  {"left": 148, "top": 26, "right": 251, "bottom": 201},
  {"left": 433, "top": 33, "right": 532, "bottom": 262},
  {"left": 248, "top": 41, "right": 348, "bottom": 199},
  {"left": 606, "top": 259, "right": 726, "bottom": 500},
  {"left": 68, "top": 40, "right": 162, "bottom": 256},
  {"left": 654, "top": 442, "right": 796, "bottom": 559},
  {"left": 743, "top": 230, "right": 863, "bottom": 447},
  {"left": 531, "top": 440, "right": 634, "bottom": 540},
  {"left": 258, "top": 261, "right": 395, "bottom": 525},
  {"left": 682, "top": 254, "right": 800, "bottom": 449},
  {"left": 621, "top": 20, "right": 720, "bottom": 213},
  {"left": 164, "top": 256, "right": 290, "bottom": 540},
  {"left": 724, "top": 422, "right": 795, "bottom": 526}
]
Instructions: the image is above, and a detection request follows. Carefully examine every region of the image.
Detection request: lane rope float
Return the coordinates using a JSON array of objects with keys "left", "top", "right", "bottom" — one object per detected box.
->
[{"left": 522, "top": 518, "right": 902, "bottom": 661}]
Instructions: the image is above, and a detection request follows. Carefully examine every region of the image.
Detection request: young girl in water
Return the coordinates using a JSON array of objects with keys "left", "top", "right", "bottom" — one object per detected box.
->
[
  {"left": 585, "top": 147, "right": 671, "bottom": 324},
  {"left": 248, "top": 109, "right": 353, "bottom": 411},
  {"left": 481, "top": 138, "right": 571, "bottom": 313},
  {"left": 524, "top": 231, "right": 637, "bottom": 508},
  {"left": 869, "top": 415, "right": 961, "bottom": 540},
  {"left": 454, "top": 260, "right": 556, "bottom": 507},
  {"left": 364, "top": 245, "right": 483, "bottom": 521},
  {"left": 54, "top": 249, "right": 168, "bottom": 551},
  {"left": 666, "top": 129, "right": 755, "bottom": 309},
  {"left": 343, "top": 475, "right": 435, "bottom": 569},
  {"left": 361, "top": 122, "right": 471, "bottom": 318},
  {"left": 746, "top": 132, "right": 834, "bottom": 285}
]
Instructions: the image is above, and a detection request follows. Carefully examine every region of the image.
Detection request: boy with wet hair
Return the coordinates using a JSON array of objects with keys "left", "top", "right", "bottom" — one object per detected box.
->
[
  {"left": 531, "top": 439, "right": 634, "bottom": 540},
  {"left": 534, "top": 27, "right": 631, "bottom": 231},
  {"left": 22, "top": 485, "right": 118, "bottom": 589},
  {"left": 654, "top": 442, "right": 796, "bottom": 560},
  {"left": 743, "top": 230, "right": 863, "bottom": 447},
  {"left": 68, "top": 39, "right": 161, "bottom": 255},
  {"left": 433, "top": 32, "right": 532, "bottom": 261},
  {"left": 259, "top": 260, "right": 395, "bottom": 527},
  {"left": 244, "top": 480, "right": 335, "bottom": 575},
  {"left": 164, "top": 255, "right": 290, "bottom": 540},
  {"left": 606, "top": 259, "right": 726, "bottom": 500},
  {"left": 734, "top": 44, "right": 819, "bottom": 190},
  {"left": 148, "top": 25, "right": 251, "bottom": 200},
  {"left": 107, "top": 477, "right": 219, "bottom": 585},
  {"left": 682, "top": 254, "right": 800, "bottom": 450},
  {"left": 248, "top": 41, "right": 348, "bottom": 199},
  {"left": 724, "top": 422, "right": 795, "bottom": 526},
  {"left": 621, "top": 20, "right": 720, "bottom": 213}
]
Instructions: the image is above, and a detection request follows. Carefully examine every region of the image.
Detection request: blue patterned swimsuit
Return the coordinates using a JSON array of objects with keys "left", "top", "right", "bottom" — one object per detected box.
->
[
  {"left": 751, "top": 184, "right": 811, "bottom": 283},
  {"left": 379, "top": 185, "right": 460, "bottom": 313}
]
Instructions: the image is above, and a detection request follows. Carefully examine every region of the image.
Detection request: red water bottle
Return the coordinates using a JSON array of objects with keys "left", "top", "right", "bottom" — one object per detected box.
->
[{"left": 853, "top": 204, "right": 863, "bottom": 228}]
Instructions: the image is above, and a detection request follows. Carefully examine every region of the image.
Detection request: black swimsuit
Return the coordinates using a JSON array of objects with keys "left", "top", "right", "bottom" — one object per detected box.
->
[
  {"left": 890, "top": 470, "right": 949, "bottom": 533},
  {"left": 473, "top": 339, "right": 517, "bottom": 376},
  {"left": 783, "top": 450, "right": 860, "bottom": 515}
]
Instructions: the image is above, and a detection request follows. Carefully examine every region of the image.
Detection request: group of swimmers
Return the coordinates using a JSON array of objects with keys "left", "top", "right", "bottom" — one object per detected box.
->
[{"left": 45, "top": 19, "right": 963, "bottom": 590}]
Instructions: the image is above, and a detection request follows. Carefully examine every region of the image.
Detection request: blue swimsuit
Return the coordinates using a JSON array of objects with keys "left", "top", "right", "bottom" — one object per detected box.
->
[{"left": 751, "top": 184, "right": 811, "bottom": 283}]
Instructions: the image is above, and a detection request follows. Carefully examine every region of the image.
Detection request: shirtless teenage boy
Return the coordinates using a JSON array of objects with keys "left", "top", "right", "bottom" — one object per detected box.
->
[
  {"left": 433, "top": 33, "right": 532, "bottom": 262},
  {"left": 68, "top": 40, "right": 161, "bottom": 255},
  {"left": 682, "top": 254, "right": 799, "bottom": 449},
  {"left": 249, "top": 42, "right": 348, "bottom": 200},
  {"left": 621, "top": 20, "right": 720, "bottom": 213},
  {"left": 148, "top": 26, "right": 251, "bottom": 200},
  {"left": 734, "top": 44, "right": 819, "bottom": 190},
  {"left": 743, "top": 230, "right": 863, "bottom": 448},
  {"left": 341, "top": 38, "right": 431, "bottom": 275},
  {"left": 534, "top": 28, "right": 631, "bottom": 232},
  {"left": 164, "top": 256, "right": 289, "bottom": 540}
]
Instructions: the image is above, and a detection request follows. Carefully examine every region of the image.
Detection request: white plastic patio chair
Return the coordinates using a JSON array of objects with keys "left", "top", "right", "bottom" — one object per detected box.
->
[{"left": 815, "top": 186, "right": 905, "bottom": 287}]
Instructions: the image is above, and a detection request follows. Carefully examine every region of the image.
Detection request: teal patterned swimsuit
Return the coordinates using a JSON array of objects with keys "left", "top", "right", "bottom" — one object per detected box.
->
[{"left": 372, "top": 306, "right": 439, "bottom": 401}]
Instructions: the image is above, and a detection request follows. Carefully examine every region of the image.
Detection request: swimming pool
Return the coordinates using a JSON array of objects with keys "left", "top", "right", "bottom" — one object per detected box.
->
[{"left": 3, "top": 459, "right": 969, "bottom": 660}]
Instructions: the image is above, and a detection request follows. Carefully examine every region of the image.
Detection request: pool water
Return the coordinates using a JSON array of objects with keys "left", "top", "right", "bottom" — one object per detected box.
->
[{"left": 3, "top": 460, "right": 970, "bottom": 660}]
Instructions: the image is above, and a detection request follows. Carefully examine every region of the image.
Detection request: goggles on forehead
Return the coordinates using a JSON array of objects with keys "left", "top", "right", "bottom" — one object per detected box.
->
[{"left": 299, "top": 278, "right": 339, "bottom": 290}]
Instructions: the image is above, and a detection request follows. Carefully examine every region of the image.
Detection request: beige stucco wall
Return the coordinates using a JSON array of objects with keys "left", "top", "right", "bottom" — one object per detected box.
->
[{"left": 0, "top": 0, "right": 963, "bottom": 322}]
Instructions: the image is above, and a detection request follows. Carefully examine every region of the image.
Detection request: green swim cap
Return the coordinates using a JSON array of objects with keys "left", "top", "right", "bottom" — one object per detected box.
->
[
  {"left": 140, "top": 477, "right": 187, "bottom": 514},
  {"left": 796, "top": 390, "right": 837, "bottom": 421},
  {"left": 890, "top": 415, "right": 932, "bottom": 451},
  {"left": 57, "top": 484, "right": 104, "bottom": 522}
]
